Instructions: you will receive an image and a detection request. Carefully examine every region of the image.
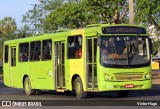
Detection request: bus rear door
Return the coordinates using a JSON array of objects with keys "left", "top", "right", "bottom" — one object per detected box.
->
[
  {"left": 54, "top": 41, "right": 66, "bottom": 91},
  {"left": 9, "top": 46, "right": 17, "bottom": 87}
]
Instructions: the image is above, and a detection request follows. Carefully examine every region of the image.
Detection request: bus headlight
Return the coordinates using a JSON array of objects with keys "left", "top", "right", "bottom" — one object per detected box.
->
[
  {"left": 105, "top": 75, "right": 110, "bottom": 80},
  {"left": 145, "top": 72, "right": 151, "bottom": 79},
  {"left": 104, "top": 73, "right": 113, "bottom": 80},
  {"left": 145, "top": 75, "right": 150, "bottom": 79}
]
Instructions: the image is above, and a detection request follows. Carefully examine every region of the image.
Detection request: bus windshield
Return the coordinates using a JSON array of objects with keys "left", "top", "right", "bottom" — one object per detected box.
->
[{"left": 100, "top": 36, "right": 150, "bottom": 68}]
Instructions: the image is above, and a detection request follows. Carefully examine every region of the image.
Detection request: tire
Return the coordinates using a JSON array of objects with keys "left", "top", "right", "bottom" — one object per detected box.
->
[
  {"left": 24, "top": 77, "right": 36, "bottom": 95},
  {"left": 73, "top": 77, "right": 86, "bottom": 99},
  {"left": 118, "top": 90, "right": 129, "bottom": 97}
]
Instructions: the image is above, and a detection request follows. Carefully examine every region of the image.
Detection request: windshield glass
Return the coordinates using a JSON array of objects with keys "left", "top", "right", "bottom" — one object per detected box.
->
[{"left": 100, "top": 36, "right": 150, "bottom": 68}]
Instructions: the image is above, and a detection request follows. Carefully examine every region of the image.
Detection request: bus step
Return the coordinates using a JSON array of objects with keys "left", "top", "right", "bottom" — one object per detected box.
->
[
  {"left": 86, "top": 90, "right": 99, "bottom": 92},
  {"left": 56, "top": 89, "right": 67, "bottom": 92},
  {"left": 87, "top": 83, "right": 98, "bottom": 88},
  {"left": 88, "top": 83, "right": 98, "bottom": 86}
]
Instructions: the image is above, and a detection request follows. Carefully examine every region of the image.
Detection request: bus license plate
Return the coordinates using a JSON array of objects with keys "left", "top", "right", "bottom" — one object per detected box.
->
[{"left": 125, "top": 84, "right": 134, "bottom": 88}]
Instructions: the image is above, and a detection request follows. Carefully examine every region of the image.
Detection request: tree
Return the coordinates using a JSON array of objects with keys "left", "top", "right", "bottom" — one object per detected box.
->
[
  {"left": 0, "top": 17, "right": 17, "bottom": 60},
  {"left": 134, "top": 0, "right": 160, "bottom": 53},
  {"left": 44, "top": 0, "right": 128, "bottom": 31},
  {"left": 0, "top": 17, "right": 17, "bottom": 39},
  {"left": 22, "top": 3, "right": 46, "bottom": 34},
  {"left": 45, "top": 1, "right": 89, "bottom": 30},
  {"left": 22, "top": 0, "right": 160, "bottom": 35},
  {"left": 135, "top": 0, "right": 160, "bottom": 32},
  {"left": 17, "top": 25, "right": 33, "bottom": 38}
]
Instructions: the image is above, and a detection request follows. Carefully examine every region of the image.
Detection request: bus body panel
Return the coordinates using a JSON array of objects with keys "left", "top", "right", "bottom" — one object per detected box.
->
[{"left": 3, "top": 24, "right": 152, "bottom": 96}]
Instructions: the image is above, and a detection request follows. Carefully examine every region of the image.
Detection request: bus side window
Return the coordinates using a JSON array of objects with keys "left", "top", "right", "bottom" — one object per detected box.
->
[
  {"left": 30, "top": 41, "right": 41, "bottom": 61},
  {"left": 4, "top": 45, "right": 9, "bottom": 63},
  {"left": 68, "top": 35, "right": 82, "bottom": 59},
  {"left": 42, "top": 39, "right": 52, "bottom": 60},
  {"left": 19, "top": 43, "right": 29, "bottom": 62}
]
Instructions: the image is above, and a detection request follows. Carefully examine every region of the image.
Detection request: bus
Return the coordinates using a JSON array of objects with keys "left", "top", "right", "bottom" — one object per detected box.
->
[{"left": 3, "top": 24, "right": 153, "bottom": 99}]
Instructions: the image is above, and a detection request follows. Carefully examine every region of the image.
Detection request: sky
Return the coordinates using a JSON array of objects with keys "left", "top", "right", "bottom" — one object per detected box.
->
[{"left": 0, "top": 0, "right": 39, "bottom": 29}]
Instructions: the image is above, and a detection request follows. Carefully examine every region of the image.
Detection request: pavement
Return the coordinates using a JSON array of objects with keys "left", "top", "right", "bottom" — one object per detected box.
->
[{"left": 0, "top": 73, "right": 160, "bottom": 91}]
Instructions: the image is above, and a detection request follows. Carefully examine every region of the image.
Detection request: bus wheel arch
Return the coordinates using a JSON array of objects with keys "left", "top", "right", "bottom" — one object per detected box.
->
[
  {"left": 72, "top": 75, "right": 86, "bottom": 99},
  {"left": 71, "top": 74, "right": 79, "bottom": 91},
  {"left": 23, "top": 75, "right": 28, "bottom": 87},
  {"left": 23, "top": 76, "right": 36, "bottom": 95}
]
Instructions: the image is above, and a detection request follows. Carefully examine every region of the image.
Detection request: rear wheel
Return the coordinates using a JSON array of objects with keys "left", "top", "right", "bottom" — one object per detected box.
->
[
  {"left": 118, "top": 90, "right": 129, "bottom": 97},
  {"left": 73, "top": 77, "right": 86, "bottom": 99},
  {"left": 24, "top": 77, "right": 36, "bottom": 95}
]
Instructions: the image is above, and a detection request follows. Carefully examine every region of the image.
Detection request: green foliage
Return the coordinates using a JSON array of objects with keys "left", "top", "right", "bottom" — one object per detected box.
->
[
  {"left": 22, "top": 0, "right": 159, "bottom": 36},
  {"left": 44, "top": 0, "right": 127, "bottom": 31},
  {"left": 45, "top": 2, "right": 90, "bottom": 30},
  {"left": 152, "top": 40, "right": 160, "bottom": 56},
  {"left": 135, "top": 0, "right": 160, "bottom": 28}
]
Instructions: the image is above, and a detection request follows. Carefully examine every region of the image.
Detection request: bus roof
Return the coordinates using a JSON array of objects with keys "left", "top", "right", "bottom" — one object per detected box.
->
[{"left": 4, "top": 24, "right": 147, "bottom": 45}]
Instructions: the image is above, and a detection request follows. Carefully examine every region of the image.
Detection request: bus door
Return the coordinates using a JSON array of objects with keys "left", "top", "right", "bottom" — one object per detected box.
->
[
  {"left": 86, "top": 38, "right": 98, "bottom": 89},
  {"left": 9, "top": 46, "right": 17, "bottom": 87},
  {"left": 54, "top": 41, "right": 66, "bottom": 89}
]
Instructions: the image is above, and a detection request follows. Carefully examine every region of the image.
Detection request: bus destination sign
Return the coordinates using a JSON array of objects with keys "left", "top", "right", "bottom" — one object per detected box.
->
[{"left": 102, "top": 26, "right": 146, "bottom": 34}]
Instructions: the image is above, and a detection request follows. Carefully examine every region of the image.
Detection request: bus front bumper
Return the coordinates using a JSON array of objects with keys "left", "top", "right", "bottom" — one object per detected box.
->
[{"left": 98, "top": 80, "right": 152, "bottom": 91}]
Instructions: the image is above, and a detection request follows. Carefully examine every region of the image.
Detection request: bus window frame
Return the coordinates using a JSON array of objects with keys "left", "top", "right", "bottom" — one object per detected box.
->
[
  {"left": 67, "top": 35, "right": 82, "bottom": 59},
  {"left": 30, "top": 41, "right": 41, "bottom": 62},
  {"left": 42, "top": 39, "right": 52, "bottom": 61},
  {"left": 19, "top": 42, "right": 29, "bottom": 62}
]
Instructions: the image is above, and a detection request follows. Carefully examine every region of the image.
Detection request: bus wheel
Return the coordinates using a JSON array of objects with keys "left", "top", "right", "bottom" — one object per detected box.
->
[
  {"left": 24, "top": 77, "right": 36, "bottom": 95},
  {"left": 74, "top": 77, "right": 86, "bottom": 99},
  {"left": 118, "top": 90, "right": 129, "bottom": 97}
]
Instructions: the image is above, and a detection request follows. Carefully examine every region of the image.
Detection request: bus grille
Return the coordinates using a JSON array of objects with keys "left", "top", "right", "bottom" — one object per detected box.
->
[{"left": 114, "top": 73, "right": 143, "bottom": 81}]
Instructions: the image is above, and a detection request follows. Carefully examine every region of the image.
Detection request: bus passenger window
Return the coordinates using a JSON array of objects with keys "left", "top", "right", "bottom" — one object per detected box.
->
[
  {"left": 4, "top": 45, "right": 9, "bottom": 63},
  {"left": 19, "top": 43, "right": 29, "bottom": 62},
  {"left": 68, "top": 35, "right": 82, "bottom": 59},
  {"left": 30, "top": 41, "right": 41, "bottom": 61},
  {"left": 42, "top": 39, "right": 52, "bottom": 60}
]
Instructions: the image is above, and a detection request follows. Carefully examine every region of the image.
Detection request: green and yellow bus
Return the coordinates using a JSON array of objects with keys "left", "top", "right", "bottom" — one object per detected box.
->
[{"left": 3, "top": 24, "right": 152, "bottom": 99}]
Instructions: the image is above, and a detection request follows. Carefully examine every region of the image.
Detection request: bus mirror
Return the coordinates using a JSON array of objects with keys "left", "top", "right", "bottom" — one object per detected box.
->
[
  {"left": 97, "top": 36, "right": 101, "bottom": 46},
  {"left": 149, "top": 38, "right": 153, "bottom": 54}
]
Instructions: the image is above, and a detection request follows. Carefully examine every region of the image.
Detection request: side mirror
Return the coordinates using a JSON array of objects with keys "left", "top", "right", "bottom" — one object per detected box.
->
[{"left": 149, "top": 38, "right": 153, "bottom": 54}]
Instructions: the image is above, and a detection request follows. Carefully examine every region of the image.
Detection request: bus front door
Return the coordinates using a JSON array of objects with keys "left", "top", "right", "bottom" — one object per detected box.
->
[
  {"left": 86, "top": 38, "right": 98, "bottom": 90},
  {"left": 9, "top": 46, "right": 17, "bottom": 87},
  {"left": 54, "top": 41, "right": 66, "bottom": 90}
]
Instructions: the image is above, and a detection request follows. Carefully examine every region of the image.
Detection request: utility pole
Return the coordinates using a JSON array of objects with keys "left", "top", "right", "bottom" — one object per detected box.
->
[{"left": 129, "top": 0, "right": 134, "bottom": 24}]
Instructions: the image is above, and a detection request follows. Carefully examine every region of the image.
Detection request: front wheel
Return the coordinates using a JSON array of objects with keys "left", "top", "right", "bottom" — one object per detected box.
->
[
  {"left": 24, "top": 77, "right": 36, "bottom": 95},
  {"left": 73, "top": 77, "right": 86, "bottom": 99},
  {"left": 118, "top": 90, "right": 129, "bottom": 97}
]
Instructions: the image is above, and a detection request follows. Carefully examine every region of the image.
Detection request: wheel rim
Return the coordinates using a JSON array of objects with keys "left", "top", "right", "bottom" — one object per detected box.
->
[
  {"left": 25, "top": 80, "right": 29, "bottom": 93},
  {"left": 76, "top": 82, "right": 81, "bottom": 95}
]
